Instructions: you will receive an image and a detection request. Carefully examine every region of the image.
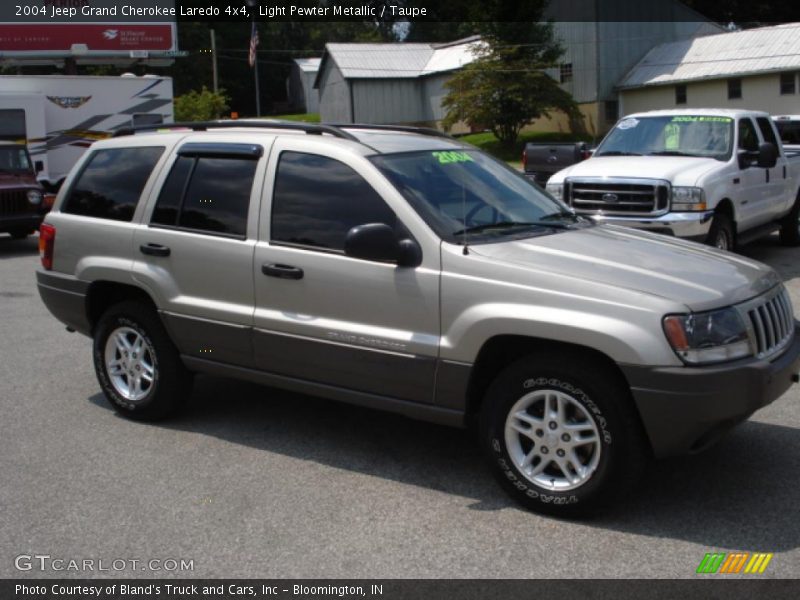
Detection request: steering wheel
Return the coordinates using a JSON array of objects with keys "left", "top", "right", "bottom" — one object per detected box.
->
[{"left": 463, "top": 202, "right": 500, "bottom": 226}]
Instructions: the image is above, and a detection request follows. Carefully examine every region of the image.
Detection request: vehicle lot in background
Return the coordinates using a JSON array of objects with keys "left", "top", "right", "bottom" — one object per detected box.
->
[{"left": 2, "top": 232, "right": 800, "bottom": 578}]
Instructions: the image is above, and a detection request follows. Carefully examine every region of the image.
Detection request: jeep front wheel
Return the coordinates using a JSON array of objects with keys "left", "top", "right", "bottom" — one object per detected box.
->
[{"left": 479, "top": 352, "right": 647, "bottom": 516}]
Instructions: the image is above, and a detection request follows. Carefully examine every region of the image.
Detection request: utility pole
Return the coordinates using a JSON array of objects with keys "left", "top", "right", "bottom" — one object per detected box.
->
[{"left": 210, "top": 28, "right": 219, "bottom": 94}]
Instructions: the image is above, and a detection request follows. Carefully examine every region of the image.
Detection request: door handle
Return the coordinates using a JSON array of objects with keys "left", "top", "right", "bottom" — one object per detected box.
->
[
  {"left": 262, "top": 263, "right": 304, "bottom": 280},
  {"left": 139, "top": 243, "right": 171, "bottom": 257}
]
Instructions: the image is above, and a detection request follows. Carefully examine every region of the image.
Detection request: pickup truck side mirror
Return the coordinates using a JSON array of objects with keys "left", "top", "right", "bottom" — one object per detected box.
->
[
  {"left": 757, "top": 142, "right": 778, "bottom": 169},
  {"left": 34, "top": 161, "right": 44, "bottom": 174},
  {"left": 344, "top": 223, "right": 422, "bottom": 268}
]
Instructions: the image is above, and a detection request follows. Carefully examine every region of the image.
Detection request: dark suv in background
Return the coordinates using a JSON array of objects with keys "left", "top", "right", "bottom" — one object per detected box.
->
[{"left": 0, "top": 141, "right": 50, "bottom": 239}]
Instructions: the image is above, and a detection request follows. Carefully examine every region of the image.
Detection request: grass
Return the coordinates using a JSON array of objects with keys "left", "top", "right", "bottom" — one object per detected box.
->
[
  {"left": 459, "top": 130, "right": 594, "bottom": 167},
  {"left": 270, "top": 113, "right": 321, "bottom": 123}
]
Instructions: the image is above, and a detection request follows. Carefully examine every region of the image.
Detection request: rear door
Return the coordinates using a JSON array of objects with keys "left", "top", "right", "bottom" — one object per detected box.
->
[
  {"left": 252, "top": 140, "right": 441, "bottom": 404},
  {"left": 132, "top": 140, "right": 271, "bottom": 368},
  {"left": 735, "top": 117, "right": 771, "bottom": 229},
  {"left": 755, "top": 116, "right": 793, "bottom": 219}
]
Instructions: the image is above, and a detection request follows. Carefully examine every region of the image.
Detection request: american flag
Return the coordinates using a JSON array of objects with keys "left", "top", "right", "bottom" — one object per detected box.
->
[{"left": 248, "top": 22, "right": 259, "bottom": 68}]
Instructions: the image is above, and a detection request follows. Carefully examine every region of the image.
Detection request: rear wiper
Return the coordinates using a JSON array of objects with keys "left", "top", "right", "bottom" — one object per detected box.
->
[
  {"left": 452, "top": 221, "right": 546, "bottom": 236},
  {"left": 594, "top": 151, "right": 642, "bottom": 156}
]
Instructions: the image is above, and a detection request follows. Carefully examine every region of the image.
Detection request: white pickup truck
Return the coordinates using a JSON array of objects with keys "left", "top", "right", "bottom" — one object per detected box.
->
[{"left": 545, "top": 109, "right": 800, "bottom": 250}]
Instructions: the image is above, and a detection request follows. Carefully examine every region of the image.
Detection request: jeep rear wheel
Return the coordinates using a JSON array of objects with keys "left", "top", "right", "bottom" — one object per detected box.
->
[
  {"left": 93, "top": 301, "right": 192, "bottom": 421},
  {"left": 479, "top": 352, "right": 647, "bottom": 516}
]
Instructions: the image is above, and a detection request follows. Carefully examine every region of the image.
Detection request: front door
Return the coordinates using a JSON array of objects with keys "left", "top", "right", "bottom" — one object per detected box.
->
[{"left": 252, "top": 141, "right": 440, "bottom": 404}]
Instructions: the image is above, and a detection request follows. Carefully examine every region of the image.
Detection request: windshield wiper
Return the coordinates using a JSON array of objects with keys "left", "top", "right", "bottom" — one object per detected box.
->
[
  {"left": 647, "top": 150, "right": 698, "bottom": 157},
  {"left": 594, "top": 151, "right": 642, "bottom": 157},
  {"left": 452, "top": 221, "right": 546, "bottom": 237}
]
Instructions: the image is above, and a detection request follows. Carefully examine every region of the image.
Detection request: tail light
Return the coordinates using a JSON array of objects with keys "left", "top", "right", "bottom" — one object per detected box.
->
[
  {"left": 522, "top": 148, "right": 527, "bottom": 169},
  {"left": 39, "top": 223, "right": 55, "bottom": 270}
]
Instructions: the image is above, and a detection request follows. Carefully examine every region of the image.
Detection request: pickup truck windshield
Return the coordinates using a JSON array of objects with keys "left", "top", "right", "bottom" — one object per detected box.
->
[
  {"left": 371, "top": 149, "right": 581, "bottom": 244},
  {"left": 596, "top": 116, "right": 734, "bottom": 161},
  {"left": 0, "top": 145, "right": 32, "bottom": 173}
]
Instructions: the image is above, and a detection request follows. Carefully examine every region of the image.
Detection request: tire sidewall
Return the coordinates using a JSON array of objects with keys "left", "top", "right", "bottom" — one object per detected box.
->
[
  {"left": 93, "top": 312, "right": 161, "bottom": 415},
  {"left": 482, "top": 362, "right": 630, "bottom": 512}
]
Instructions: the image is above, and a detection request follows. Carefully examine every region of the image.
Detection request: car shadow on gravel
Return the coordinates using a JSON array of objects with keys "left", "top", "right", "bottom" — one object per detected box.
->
[
  {"left": 90, "top": 373, "right": 800, "bottom": 551},
  {"left": 0, "top": 234, "right": 39, "bottom": 260}
]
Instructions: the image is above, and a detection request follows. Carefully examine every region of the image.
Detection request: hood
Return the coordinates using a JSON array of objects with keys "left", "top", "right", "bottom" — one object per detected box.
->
[
  {"left": 0, "top": 171, "right": 38, "bottom": 190},
  {"left": 469, "top": 225, "right": 780, "bottom": 312},
  {"left": 554, "top": 156, "right": 721, "bottom": 187}
]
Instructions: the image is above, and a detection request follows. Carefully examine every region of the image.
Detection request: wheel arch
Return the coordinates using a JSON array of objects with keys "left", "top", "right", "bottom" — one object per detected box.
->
[{"left": 86, "top": 281, "right": 159, "bottom": 335}]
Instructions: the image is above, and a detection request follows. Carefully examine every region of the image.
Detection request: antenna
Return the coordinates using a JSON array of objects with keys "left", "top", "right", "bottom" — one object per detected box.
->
[{"left": 461, "top": 176, "right": 469, "bottom": 255}]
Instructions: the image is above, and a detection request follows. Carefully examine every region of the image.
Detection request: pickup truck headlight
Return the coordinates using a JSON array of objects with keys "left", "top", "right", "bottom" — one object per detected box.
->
[
  {"left": 545, "top": 182, "right": 563, "bottom": 201},
  {"left": 663, "top": 307, "right": 752, "bottom": 364},
  {"left": 27, "top": 190, "right": 43, "bottom": 205},
  {"left": 671, "top": 186, "right": 706, "bottom": 211}
]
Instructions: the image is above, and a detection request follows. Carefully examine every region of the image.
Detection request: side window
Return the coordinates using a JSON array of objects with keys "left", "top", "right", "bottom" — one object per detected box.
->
[
  {"left": 271, "top": 152, "right": 396, "bottom": 251},
  {"left": 0, "top": 109, "right": 26, "bottom": 142},
  {"left": 755, "top": 117, "right": 779, "bottom": 147},
  {"left": 63, "top": 147, "right": 164, "bottom": 221},
  {"left": 738, "top": 119, "right": 759, "bottom": 152},
  {"left": 150, "top": 154, "right": 257, "bottom": 237},
  {"left": 132, "top": 113, "right": 164, "bottom": 127}
]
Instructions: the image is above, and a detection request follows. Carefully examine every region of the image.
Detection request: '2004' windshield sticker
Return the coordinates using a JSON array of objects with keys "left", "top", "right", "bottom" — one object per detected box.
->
[
  {"left": 671, "top": 116, "right": 733, "bottom": 123},
  {"left": 432, "top": 151, "right": 474, "bottom": 164},
  {"left": 617, "top": 118, "right": 639, "bottom": 130}
]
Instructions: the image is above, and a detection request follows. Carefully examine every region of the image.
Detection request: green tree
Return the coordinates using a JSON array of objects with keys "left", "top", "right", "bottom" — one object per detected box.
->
[
  {"left": 174, "top": 87, "right": 230, "bottom": 121},
  {"left": 441, "top": 5, "right": 582, "bottom": 146}
]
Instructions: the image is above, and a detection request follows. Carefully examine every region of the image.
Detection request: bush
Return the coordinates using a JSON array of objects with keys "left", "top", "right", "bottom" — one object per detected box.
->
[{"left": 173, "top": 87, "right": 230, "bottom": 122}]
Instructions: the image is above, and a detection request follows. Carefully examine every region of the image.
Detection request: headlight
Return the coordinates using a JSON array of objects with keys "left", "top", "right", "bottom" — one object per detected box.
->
[
  {"left": 545, "top": 182, "right": 563, "bottom": 201},
  {"left": 27, "top": 190, "right": 43, "bottom": 205},
  {"left": 663, "top": 307, "right": 752, "bottom": 364},
  {"left": 671, "top": 186, "right": 706, "bottom": 211}
]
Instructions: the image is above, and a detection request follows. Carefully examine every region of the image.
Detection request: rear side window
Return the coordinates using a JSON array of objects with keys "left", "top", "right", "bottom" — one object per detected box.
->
[
  {"left": 63, "top": 147, "right": 164, "bottom": 221},
  {"left": 271, "top": 152, "right": 395, "bottom": 251},
  {"left": 755, "top": 117, "right": 779, "bottom": 147},
  {"left": 151, "top": 154, "right": 258, "bottom": 237}
]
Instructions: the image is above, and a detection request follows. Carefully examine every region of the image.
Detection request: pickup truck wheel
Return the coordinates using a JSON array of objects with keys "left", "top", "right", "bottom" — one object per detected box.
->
[
  {"left": 479, "top": 353, "right": 646, "bottom": 516},
  {"left": 779, "top": 195, "right": 800, "bottom": 246},
  {"left": 706, "top": 213, "right": 734, "bottom": 251},
  {"left": 93, "top": 301, "right": 192, "bottom": 421}
]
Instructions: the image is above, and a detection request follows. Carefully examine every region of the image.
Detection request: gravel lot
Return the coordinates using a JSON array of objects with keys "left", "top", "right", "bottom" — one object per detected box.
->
[{"left": 1, "top": 232, "right": 799, "bottom": 579}]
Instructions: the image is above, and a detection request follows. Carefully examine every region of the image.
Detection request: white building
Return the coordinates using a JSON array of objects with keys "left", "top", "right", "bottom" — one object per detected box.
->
[
  {"left": 618, "top": 23, "right": 800, "bottom": 118},
  {"left": 286, "top": 58, "right": 321, "bottom": 114}
]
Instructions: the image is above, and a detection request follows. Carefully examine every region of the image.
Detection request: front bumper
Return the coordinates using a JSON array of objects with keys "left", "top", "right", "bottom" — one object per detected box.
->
[
  {"left": 588, "top": 210, "right": 714, "bottom": 242},
  {"left": 0, "top": 212, "right": 44, "bottom": 234},
  {"left": 622, "top": 325, "right": 800, "bottom": 458}
]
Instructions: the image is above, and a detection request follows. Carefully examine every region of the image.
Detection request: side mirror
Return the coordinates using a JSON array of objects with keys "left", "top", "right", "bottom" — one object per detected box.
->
[
  {"left": 34, "top": 161, "right": 44, "bottom": 173},
  {"left": 757, "top": 142, "right": 778, "bottom": 169},
  {"left": 344, "top": 223, "right": 422, "bottom": 267}
]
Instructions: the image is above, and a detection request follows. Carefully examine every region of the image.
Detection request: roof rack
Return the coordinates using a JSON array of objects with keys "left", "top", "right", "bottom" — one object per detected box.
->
[
  {"left": 112, "top": 120, "right": 361, "bottom": 142},
  {"left": 329, "top": 123, "right": 454, "bottom": 139}
]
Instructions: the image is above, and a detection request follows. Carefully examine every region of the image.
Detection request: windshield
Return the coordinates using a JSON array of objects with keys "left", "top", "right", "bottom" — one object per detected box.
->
[
  {"left": 370, "top": 149, "right": 584, "bottom": 244},
  {"left": 0, "top": 145, "right": 32, "bottom": 173},
  {"left": 596, "top": 115, "right": 734, "bottom": 161}
]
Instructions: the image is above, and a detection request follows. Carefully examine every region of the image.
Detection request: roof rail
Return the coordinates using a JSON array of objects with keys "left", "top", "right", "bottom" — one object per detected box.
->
[
  {"left": 328, "top": 123, "right": 454, "bottom": 139},
  {"left": 112, "top": 120, "right": 361, "bottom": 142}
]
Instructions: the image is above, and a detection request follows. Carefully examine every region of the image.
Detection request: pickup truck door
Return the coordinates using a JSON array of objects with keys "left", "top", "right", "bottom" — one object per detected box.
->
[
  {"left": 735, "top": 117, "right": 772, "bottom": 229},
  {"left": 132, "top": 141, "right": 270, "bottom": 368},
  {"left": 252, "top": 140, "right": 441, "bottom": 405},
  {"left": 755, "top": 116, "right": 793, "bottom": 220}
]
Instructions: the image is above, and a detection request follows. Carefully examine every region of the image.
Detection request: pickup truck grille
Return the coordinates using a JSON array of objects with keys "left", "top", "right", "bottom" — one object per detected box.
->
[
  {"left": 565, "top": 178, "right": 669, "bottom": 216},
  {"left": 745, "top": 287, "right": 795, "bottom": 359},
  {"left": 0, "top": 190, "right": 30, "bottom": 216}
]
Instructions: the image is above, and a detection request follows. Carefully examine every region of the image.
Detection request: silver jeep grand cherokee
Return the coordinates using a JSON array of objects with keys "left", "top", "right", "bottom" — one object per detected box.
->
[{"left": 36, "top": 121, "right": 800, "bottom": 516}]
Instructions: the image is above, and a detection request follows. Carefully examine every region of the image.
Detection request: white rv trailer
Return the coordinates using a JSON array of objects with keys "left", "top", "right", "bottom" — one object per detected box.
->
[{"left": 0, "top": 75, "right": 173, "bottom": 189}]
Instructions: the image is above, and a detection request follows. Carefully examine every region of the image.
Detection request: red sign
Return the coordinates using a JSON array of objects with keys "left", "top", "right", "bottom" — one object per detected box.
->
[{"left": 0, "top": 24, "right": 174, "bottom": 52}]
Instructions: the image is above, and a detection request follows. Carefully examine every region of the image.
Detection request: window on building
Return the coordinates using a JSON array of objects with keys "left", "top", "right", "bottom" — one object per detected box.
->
[
  {"left": 0, "top": 109, "right": 26, "bottom": 142},
  {"left": 150, "top": 152, "right": 258, "bottom": 237},
  {"left": 780, "top": 72, "right": 796, "bottom": 95},
  {"left": 63, "top": 147, "right": 164, "bottom": 221},
  {"left": 271, "top": 152, "right": 396, "bottom": 252},
  {"left": 728, "top": 78, "right": 742, "bottom": 100},
  {"left": 559, "top": 63, "right": 573, "bottom": 84},
  {"left": 675, "top": 84, "right": 687, "bottom": 105},
  {"left": 604, "top": 101, "right": 619, "bottom": 123}
]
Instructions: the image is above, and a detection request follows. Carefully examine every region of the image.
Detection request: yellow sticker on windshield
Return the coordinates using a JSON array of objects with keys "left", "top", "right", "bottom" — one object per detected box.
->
[
  {"left": 671, "top": 116, "right": 732, "bottom": 123},
  {"left": 433, "top": 151, "right": 474, "bottom": 164}
]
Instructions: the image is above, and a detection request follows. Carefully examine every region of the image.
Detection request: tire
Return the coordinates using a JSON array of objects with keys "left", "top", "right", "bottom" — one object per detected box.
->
[
  {"left": 93, "top": 301, "right": 192, "bottom": 421},
  {"left": 479, "top": 352, "right": 647, "bottom": 517},
  {"left": 706, "top": 213, "right": 734, "bottom": 251},
  {"left": 9, "top": 228, "right": 32, "bottom": 240},
  {"left": 779, "top": 193, "right": 800, "bottom": 246}
]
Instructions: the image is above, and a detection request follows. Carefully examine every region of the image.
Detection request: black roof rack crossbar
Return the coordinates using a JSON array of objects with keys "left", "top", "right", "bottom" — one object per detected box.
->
[
  {"left": 112, "top": 120, "right": 361, "bottom": 142},
  {"left": 328, "top": 123, "right": 454, "bottom": 139}
]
